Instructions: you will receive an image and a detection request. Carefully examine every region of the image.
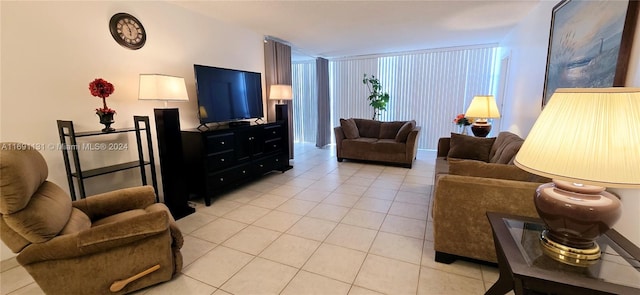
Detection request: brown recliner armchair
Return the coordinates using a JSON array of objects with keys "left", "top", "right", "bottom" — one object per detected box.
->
[{"left": 0, "top": 143, "right": 183, "bottom": 294}]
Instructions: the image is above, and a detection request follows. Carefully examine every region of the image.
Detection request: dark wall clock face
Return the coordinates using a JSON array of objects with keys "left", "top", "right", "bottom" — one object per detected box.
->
[{"left": 109, "top": 13, "right": 146, "bottom": 50}]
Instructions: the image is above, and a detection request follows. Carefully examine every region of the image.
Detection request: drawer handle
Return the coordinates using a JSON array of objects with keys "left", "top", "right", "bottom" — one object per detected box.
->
[
  {"left": 220, "top": 178, "right": 224, "bottom": 181},
  {"left": 242, "top": 170, "right": 246, "bottom": 174},
  {"left": 221, "top": 158, "right": 225, "bottom": 162},
  {"left": 221, "top": 141, "right": 225, "bottom": 145}
]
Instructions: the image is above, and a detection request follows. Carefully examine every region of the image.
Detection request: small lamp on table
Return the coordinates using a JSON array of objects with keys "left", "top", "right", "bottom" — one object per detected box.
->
[
  {"left": 465, "top": 95, "right": 500, "bottom": 137},
  {"left": 269, "top": 84, "right": 292, "bottom": 121}
]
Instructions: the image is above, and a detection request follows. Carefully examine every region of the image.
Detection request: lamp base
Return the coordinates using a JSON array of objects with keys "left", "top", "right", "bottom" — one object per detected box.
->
[
  {"left": 539, "top": 230, "right": 601, "bottom": 266},
  {"left": 471, "top": 122, "right": 491, "bottom": 137},
  {"left": 534, "top": 180, "right": 621, "bottom": 267}
]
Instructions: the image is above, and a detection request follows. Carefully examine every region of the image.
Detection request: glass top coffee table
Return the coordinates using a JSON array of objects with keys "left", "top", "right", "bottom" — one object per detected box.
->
[{"left": 486, "top": 212, "right": 640, "bottom": 295}]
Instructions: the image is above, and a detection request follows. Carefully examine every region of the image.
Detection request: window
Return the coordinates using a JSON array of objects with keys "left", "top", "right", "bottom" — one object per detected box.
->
[{"left": 292, "top": 45, "right": 500, "bottom": 150}]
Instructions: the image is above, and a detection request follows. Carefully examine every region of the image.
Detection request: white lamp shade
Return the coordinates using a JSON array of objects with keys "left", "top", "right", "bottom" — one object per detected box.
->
[
  {"left": 465, "top": 95, "right": 500, "bottom": 118},
  {"left": 514, "top": 87, "right": 640, "bottom": 188},
  {"left": 269, "top": 84, "right": 292, "bottom": 100},
  {"left": 138, "top": 74, "right": 189, "bottom": 101}
]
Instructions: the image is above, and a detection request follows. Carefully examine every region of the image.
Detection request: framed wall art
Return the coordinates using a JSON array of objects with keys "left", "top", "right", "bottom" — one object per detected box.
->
[{"left": 542, "top": 0, "right": 639, "bottom": 107}]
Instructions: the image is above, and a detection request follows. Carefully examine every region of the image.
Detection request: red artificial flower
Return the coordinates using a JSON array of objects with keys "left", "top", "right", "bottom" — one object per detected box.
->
[
  {"left": 453, "top": 113, "right": 471, "bottom": 126},
  {"left": 89, "top": 78, "right": 115, "bottom": 112},
  {"left": 96, "top": 107, "right": 116, "bottom": 115},
  {"left": 89, "top": 78, "right": 115, "bottom": 99}
]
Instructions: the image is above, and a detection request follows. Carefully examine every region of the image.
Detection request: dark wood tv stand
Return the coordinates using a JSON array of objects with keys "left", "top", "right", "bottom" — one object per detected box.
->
[{"left": 181, "top": 121, "right": 291, "bottom": 206}]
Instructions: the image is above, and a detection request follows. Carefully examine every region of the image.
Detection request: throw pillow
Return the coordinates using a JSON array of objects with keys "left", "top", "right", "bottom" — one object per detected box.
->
[
  {"left": 395, "top": 121, "right": 414, "bottom": 142},
  {"left": 447, "top": 133, "right": 496, "bottom": 162},
  {"left": 353, "top": 119, "right": 380, "bottom": 138},
  {"left": 340, "top": 118, "right": 360, "bottom": 139},
  {"left": 448, "top": 159, "right": 551, "bottom": 183},
  {"left": 379, "top": 121, "right": 405, "bottom": 139}
]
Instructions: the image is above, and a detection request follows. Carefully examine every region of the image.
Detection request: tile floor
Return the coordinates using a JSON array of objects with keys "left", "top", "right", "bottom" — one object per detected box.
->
[{"left": 1, "top": 143, "right": 508, "bottom": 295}]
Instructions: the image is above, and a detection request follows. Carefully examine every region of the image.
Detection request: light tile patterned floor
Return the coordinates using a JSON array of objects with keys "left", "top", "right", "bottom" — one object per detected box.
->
[{"left": 1, "top": 143, "right": 507, "bottom": 295}]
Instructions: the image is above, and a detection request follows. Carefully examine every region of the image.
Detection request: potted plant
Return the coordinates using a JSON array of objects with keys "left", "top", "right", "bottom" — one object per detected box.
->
[
  {"left": 89, "top": 78, "right": 116, "bottom": 132},
  {"left": 362, "top": 74, "right": 390, "bottom": 120}
]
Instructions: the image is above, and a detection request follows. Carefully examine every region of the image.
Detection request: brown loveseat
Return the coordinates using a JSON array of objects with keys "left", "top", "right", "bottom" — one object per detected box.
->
[
  {"left": 0, "top": 144, "right": 183, "bottom": 294},
  {"left": 334, "top": 118, "right": 420, "bottom": 168},
  {"left": 432, "top": 132, "right": 548, "bottom": 264}
]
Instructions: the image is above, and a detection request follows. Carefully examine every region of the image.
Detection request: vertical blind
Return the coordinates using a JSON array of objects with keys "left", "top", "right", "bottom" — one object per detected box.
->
[
  {"left": 292, "top": 44, "right": 499, "bottom": 150},
  {"left": 292, "top": 60, "right": 317, "bottom": 143}
]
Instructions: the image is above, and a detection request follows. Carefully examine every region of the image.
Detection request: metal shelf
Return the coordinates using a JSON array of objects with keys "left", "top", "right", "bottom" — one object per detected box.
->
[{"left": 57, "top": 116, "right": 158, "bottom": 200}]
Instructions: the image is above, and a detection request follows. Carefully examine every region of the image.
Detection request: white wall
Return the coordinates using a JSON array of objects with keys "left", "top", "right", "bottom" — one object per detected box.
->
[
  {"left": 500, "top": 1, "right": 640, "bottom": 246},
  {"left": 1, "top": 1, "right": 264, "bottom": 260}
]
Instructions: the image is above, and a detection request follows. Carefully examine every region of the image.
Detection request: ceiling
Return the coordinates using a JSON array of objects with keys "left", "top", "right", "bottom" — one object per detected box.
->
[{"left": 170, "top": 0, "right": 540, "bottom": 59}]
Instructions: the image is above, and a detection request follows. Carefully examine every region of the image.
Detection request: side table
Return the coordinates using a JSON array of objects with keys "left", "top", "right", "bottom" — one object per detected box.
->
[{"left": 486, "top": 212, "right": 640, "bottom": 295}]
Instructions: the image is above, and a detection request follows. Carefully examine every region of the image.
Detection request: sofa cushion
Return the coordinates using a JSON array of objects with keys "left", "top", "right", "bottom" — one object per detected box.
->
[
  {"left": 354, "top": 119, "right": 381, "bottom": 138},
  {"left": 340, "top": 118, "right": 360, "bottom": 139},
  {"left": 395, "top": 121, "right": 415, "bottom": 142},
  {"left": 489, "top": 132, "right": 524, "bottom": 164},
  {"left": 60, "top": 208, "right": 91, "bottom": 235},
  {"left": 448, "top": 159, "right": 550, "bottom": 182},
  {"left": 379, "top": 121, "right": 406, "bottom": 139},
  {"left": 372, "top": 139, "right": 406, "bottom": 154},
  {"left": 447, "top": 133, "right": 496, "bottom": 162}
]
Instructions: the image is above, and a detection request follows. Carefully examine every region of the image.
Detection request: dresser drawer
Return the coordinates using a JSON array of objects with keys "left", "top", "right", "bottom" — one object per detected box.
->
[
  {"left": 205, "top": 133, "right": 234, "bottom": 152},
  {"left": 208, "top": 165, "right": 251, "bottom": 187},
  {"left": 263, "top": 125, "right": 283, "bottom": 141},
  {"left": 206, "top": 150, "right": 235, "bottom": 170},
  {"left": 254, "top": 155, "right": 284, "bottom": 175},
  {"left": 264, "top": 138, "right": 283, "bottom": 154}
]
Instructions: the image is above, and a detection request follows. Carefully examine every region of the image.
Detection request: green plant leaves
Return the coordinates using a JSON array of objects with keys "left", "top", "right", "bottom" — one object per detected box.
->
[{"left": 362, "top": 74, "right": 390, "bottom": 117}]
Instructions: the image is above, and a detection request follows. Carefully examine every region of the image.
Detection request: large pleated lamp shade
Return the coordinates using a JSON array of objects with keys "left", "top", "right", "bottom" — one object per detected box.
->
[{"left": 514, "top": 87, "right": 640, "bottom": 266}]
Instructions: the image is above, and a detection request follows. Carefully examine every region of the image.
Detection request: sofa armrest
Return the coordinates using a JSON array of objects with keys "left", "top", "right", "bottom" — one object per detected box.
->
[
  {"left": 437, "top": 137, "right": 450, "bottom": 158},
  {"left": 17, "top": 210, "right": 169, "bottom": 265},
  {"left": 405, "top": 126, "right": 421, "bottom": 162},
  {"left": 334, "top": 126, "right": 345, "bottom": 157},
  {"left": 432, "top": 174, "right": 540, "bottom": 262},
  {"left": 72, "top": 186, "right": 157, "bottom": 221}
]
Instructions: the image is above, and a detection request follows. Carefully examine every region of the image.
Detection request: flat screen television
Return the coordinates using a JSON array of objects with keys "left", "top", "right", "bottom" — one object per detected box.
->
[{"left": 194, "top": 64, "right": 264, "bottom": 125}]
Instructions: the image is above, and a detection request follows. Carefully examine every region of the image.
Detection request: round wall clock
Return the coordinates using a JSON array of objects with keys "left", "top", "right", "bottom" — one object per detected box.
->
[{"left": 109, "top": 13, "right": 146, "bottom": 50}]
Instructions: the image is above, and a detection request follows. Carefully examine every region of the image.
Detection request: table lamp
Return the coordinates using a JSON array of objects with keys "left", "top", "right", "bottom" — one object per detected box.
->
[
  {"left": 269, "top": 84, "right": 292, "bottom": 121},
  {"left": 138, "top": 73, "right": 194, "bottom": 219},
  {"left": 138, "top": 74, "right": 189, "bottom": 106},
  {"left": 514, "top": 88, "right": 640, "bottom": 266},
  {"left": 465, "top": 95, "right": 500, "bottom": 137}
]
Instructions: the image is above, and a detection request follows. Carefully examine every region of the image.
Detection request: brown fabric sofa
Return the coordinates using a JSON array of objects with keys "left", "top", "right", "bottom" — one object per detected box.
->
[
  {"left": 0, "top": 143, "right": 183, "bottom": 294},
  {"left": 432, "top": 132, "right": 548, "bottom": 264},
  {"left": 334, "top": 118, "right": 420, "bottom": 168}
]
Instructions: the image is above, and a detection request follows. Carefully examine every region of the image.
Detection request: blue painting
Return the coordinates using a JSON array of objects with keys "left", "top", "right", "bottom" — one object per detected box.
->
[{"left": 542, "top": 0, "right": 636, "bottom": 106}]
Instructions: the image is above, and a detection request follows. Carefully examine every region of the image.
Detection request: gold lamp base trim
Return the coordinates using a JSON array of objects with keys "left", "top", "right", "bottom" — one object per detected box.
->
[{"left": 539, "top": 230, "right": 601, "bottom": 267}]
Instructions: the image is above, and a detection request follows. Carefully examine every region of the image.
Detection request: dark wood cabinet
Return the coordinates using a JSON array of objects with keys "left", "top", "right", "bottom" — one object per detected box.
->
[{"left": 181, "top": 121, "right": 291, "bottom": 206}]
